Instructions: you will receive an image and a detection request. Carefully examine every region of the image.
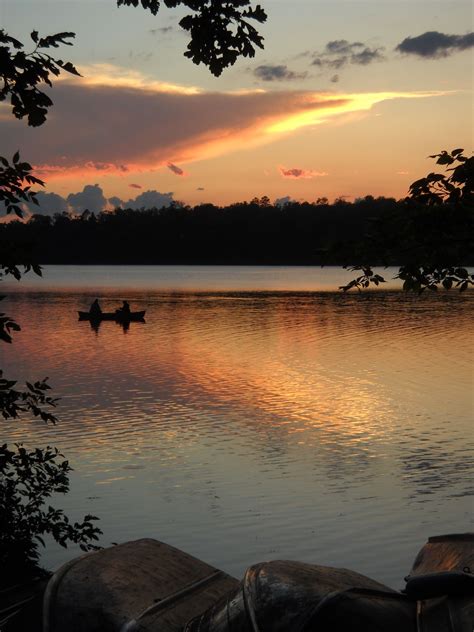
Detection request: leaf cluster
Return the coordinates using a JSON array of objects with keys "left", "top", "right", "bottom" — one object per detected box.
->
[
  {"left": 408, "top": 149, "right": 473, "bottom": 207},
  {"left": 0, "top": 444, "right": 101, "bottom": 585},
  {"left": 339, "top": 267, "right": 386, "bottom": 292},
  {"left": 0, "top": 151, "right": 45, "bottom": 218},
  {"left": 0, "top": 29, "right": 80, "bottom": 126},
  {"left": 0, "top": 303, "right": 21, "bottom": 344},
  {"left": 340, "top": 150, "right": 474, "bottom": 292},
  {"left": 117, "top": 0, "right": 267, "bottom": 76},
  {"left": 0, "top": 371, "right": 58, "bottom": 423}
]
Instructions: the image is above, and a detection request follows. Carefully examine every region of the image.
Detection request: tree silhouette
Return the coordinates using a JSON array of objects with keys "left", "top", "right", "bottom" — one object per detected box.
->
[
  {"left": 340, "top": 149, "right": 473, "bottom": 292},
  {"left": 0, "top": 24, "right": 101, "bottom": 589}
]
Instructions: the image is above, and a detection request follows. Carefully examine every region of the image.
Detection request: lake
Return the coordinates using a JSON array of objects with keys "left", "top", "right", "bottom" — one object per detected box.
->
[{"left": 1, "top": 265, "right": 473, "bottom": 588}]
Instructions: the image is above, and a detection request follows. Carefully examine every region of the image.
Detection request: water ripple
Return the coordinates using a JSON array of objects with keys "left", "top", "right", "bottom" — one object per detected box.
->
[{"left": 2, "top": 269, "right": 473, "bottom": 587}]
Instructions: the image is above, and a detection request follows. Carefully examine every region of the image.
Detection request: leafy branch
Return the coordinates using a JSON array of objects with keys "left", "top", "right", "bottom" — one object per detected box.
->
[
  {"left": 117, "top": 0, "right": 267, "bottom": 76},
  {"left": 340, "top": 149, "right": 473, "bottom": 292},
  {"left": 408, "top": 149, "right": 473, "bottom": 206},
  {"left": 0, "top": 371, "right": 59, "bottom": 422},
  {"left": 0, "top": 444, "right": 101, "bottom": 584},
  {"left": 0, "top": 150, "right": 45, "bottom": 217},
  {"left": 0, "top": 29, "right": 80, "bottom": 126}
]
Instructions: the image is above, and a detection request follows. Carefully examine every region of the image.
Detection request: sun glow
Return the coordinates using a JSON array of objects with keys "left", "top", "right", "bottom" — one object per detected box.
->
[{"left": 264, "top": 91, "right": 446, "bottom": 135}]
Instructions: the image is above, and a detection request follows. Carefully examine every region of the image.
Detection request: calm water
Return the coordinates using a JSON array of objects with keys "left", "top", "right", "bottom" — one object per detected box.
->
[{"left": 2, "top": 266, "right": 473, "bottom": 588}]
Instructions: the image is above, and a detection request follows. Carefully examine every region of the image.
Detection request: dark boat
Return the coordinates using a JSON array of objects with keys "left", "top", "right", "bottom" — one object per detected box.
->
[
  {"left": 78, "top": 310, "right": 146, "bottom": 322},
  {"left": 3, "top": 534, "right": 473, "bottom": 632},
  {"left": 186, "top": 533, "right": 474, "bottom": 632}
]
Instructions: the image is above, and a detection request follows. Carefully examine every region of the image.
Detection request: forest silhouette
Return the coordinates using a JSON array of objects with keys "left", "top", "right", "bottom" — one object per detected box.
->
[{"left": 2, "top": 193, "right": 472, "bottom": 271}]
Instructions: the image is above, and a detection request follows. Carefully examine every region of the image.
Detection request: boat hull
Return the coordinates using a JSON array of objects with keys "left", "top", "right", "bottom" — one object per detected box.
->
[
  {"left": 43, "top": 539, "right": 238, "bottom": 632},
  {"left": 29, "top": 534, "right": 474, "bottom": 632},
  {"left": 78, "top": 310, "right": 146, "bottom": 322}
]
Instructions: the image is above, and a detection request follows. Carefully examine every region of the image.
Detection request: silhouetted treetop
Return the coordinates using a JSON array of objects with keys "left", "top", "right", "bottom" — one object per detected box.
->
[{"left": 117, "top": 0, "right": 267, "bottom": 76}]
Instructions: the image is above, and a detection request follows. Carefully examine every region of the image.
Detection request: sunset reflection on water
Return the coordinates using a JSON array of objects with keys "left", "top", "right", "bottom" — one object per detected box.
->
[{"left": 2, "top": 267, "right": 473, "bottom": 587}]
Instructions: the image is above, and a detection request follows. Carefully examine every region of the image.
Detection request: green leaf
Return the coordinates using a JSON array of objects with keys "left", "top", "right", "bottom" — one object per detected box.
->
[{"left": 442, "top": 278, "right": 452, "bottom": 290}]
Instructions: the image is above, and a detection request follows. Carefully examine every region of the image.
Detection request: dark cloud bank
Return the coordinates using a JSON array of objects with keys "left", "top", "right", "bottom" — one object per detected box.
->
[
  {"left": 396, "top": 31, "right": 474, "bottom": 58},
  {"left": 22, "top": 184, "right": 175, "bottom": 216},
  {"left": 255, "top": 31, "right": 473, "bottom": 84}
]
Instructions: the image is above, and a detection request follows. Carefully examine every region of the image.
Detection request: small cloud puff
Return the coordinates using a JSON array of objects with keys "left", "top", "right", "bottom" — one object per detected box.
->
[
  {"left": 67, "top": 184, "right": 107, "bottom": 213},
  {"left": 395, "top": 31, "right": 474, "bottom": 58},
  {"left": 149, "top": 26, "right": 173, "bottom": 36},
  {"left": 312, "top": 40, "right": 385, "bottom": 70},
  {"left": 274, "top": 196, "right": 295, "bottom": 207},
  {"left": 124, "top": 190, "right": 175, "bottom": 209},
  {"left": 30, "top": 192, "right": 69, "bottom": 216},
  {"left": 108, "top": 196, "right": 123, "bottom": 209},
  {"left": 253, "top": 64, "right": 308, "bottom": 82},
  {"left": 167, "top": 162, "right": 186, "bottom": 176},
  {"left": 279, "top": 167, "right": 328, "bottom": 179}
]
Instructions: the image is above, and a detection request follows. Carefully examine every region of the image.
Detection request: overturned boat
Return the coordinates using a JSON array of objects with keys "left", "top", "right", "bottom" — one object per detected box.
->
[{"left": 4, "top": 534, "right": 474, "bottom": 631}]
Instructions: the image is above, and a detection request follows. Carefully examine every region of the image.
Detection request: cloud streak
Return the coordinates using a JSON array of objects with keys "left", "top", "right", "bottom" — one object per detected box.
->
[{"left": 395, "top": 31, "right": 474, "bottom": 58}]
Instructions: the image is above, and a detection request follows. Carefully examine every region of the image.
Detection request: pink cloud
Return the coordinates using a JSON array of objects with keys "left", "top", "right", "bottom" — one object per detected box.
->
[{"left": 279, "top": 166, "right": 328, "bottom": 179}]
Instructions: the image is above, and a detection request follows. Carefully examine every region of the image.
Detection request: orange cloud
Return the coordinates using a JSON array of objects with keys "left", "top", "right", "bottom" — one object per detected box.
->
[{"left": 0, "top": 67, "right": 446, "bottom": 183}]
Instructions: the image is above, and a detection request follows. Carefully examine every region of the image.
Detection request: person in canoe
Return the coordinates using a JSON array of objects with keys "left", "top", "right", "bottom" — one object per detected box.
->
[
  {"left": 116, "top": 300, "right": 131, "bottom": 317},
  {"left": 89, "top": 298, "right": 102, "bottom": 317}
]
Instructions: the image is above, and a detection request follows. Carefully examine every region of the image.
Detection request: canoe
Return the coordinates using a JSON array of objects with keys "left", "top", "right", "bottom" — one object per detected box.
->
[
  {"left": 186, "top": 533, "right": 474, "bottom": 632},
  {"left": 78, "top": 310, "right": 146, "bottom": 322},
  {"left": 5, "top": 534, "right": 473, "bottom": 632},
  {"left": 43, "top": 540, "right": 238, "bottom": 632}
]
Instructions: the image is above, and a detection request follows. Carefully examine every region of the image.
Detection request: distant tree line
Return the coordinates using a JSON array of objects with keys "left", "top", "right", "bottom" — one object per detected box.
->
[
  {"left": 1, "top": 193, "right": 472, "bottom": 271},
  {"left": 0, "top": 195, "right": 425, "bottom": 264}
]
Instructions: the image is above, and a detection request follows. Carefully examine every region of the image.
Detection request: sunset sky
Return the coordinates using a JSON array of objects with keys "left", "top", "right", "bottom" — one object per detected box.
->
[{"left": 1, "top": 0, "right": 472, "bottom": 212}]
